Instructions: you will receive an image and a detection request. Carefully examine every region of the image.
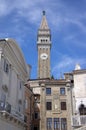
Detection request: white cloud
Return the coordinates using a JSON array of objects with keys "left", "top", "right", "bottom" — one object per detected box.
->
[
  {"left": 0, "top": 0, "right": 85, "bottom": 29},
  {"left": 64, "top": 18, "right": 86, "bottom": 33},
  {"left": 0, "top": 0, "right": 86, "bottom": 49},
  {"left": 0, "top": 1, "right": 12, "bottom": 16},
  {"left": 0, "top": 0, "right": 37, "bottom": 17},
  {"left": 52, "top": 55, "right": 86, "bottom": 78},
  {"left": 63, "top": 34, "right": 77, "bottom": 41}
]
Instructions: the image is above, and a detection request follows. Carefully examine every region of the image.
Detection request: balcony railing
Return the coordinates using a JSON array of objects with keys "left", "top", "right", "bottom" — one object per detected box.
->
[
  {"left": 11, "top": 107, "right": 24, "bottom": 121},
  {"left": 0, "top": 100, "right": 11, "bottom": 113},
  {"left": 72, "top": 115, "right": 86, "bottom": 127},
  {"left": 0, "top": 100, "right": 25, "bottom": 122}
]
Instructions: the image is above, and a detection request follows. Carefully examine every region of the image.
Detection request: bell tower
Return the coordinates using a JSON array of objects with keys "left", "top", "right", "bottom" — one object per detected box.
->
[{"left": 37, "top": 11, "right": 51, "bottom": 78}]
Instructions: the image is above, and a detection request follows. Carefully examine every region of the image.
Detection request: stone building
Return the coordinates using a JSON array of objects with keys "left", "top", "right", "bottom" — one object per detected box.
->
[
  {"left": 26, "top": 11, "right": 73, "bottom": 130},
  {"left": 24, "top": 82, "right": 35, "bottom": 130},
  {"left": 0, "top": 38, "right": 30, "bottom": 130},
  {"left": 28, "top": 78, "right": 73, "bottom": 130},
  {"left": 64, "top": 66, "right": 86, "bottom": 129}
]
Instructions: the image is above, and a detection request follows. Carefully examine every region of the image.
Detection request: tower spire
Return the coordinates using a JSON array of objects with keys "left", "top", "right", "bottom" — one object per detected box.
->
[{"left": 40, "top": 11, "right": 49, "bottom": 29}]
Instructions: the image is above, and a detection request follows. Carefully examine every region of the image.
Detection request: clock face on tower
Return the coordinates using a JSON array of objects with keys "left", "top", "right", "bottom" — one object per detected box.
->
[{"left": 40, "top": 53, "right": 48, "bottom": 60}]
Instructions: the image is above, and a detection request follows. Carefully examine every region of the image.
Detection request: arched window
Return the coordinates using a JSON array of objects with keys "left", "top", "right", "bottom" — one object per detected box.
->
[{"left": 79, "top": 104, "right": 86, "bottom": 115}]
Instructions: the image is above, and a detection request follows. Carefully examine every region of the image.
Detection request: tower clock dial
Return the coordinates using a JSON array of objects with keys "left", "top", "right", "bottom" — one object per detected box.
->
[{"left": 40, "top": 53, "right": 48, "bottom": 60}]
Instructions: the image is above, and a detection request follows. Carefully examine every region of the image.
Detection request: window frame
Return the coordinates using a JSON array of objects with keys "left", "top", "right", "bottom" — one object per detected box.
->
[
  {"left": 46, "top": 101, "right": 52, "bottom": 110},
  {"left": 46, "top": 118, "right": 52, "bottom": 130},
  {"left": 25, "top": 99, "right": 28, "bottom": 109},
  {"left": 54, "top": 118, "right": 60, "bottom": 130},
  {"left": 34, "top": 112, "right": 39, "bottom": 119},
  {"left": 4, "top": 59, "right": 9, "bottom": 74},
  {"left": 46, "top": 88, "right": 51, "bottom": 95},
  {"left": 46, "top": 118, "right": 67, "bottom": 130},
  {"left": 60, "top": 88, "right": 65, "bottom": 95},
  {"left": 61, "top": 102, "right": 67, "bottom": 110},
  {"left": 79, "top": 104, "right": 86, "bottom": 115},
  {"left": 61, "top": 118, "right": 67, "bottom": 130}
]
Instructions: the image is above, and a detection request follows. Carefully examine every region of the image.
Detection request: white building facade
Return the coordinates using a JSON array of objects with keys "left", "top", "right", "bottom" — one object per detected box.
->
[
  {"left": 65, "top": 67, "right": 86, "bottom": 130},
  {"left": 0, "top": 38, "right": 30, "bottom": 130},
  {"left": 73, "top": 69, "right": 86, "bottom": 113}
]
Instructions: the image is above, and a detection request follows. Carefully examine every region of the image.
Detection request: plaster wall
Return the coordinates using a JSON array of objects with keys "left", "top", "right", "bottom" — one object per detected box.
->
[
  {"left": 0, "top": 118, "right": 24, "bottom": 130},
  {"left": 74, "top": 73, "right": 86, "bottom": 111}
]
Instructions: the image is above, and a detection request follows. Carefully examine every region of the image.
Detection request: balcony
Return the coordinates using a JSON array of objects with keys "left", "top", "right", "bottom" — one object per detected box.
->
[
  {"left": 0, "top": 101, "right": 27, "bottom": 129},
  {"left": 11, "top": 107, "right": 24, "bottom": 121},
  {"left": 72, "top": 115, "right": 86, "bottom": 127},
  {"left": 0, "top": 100, "right": 24, "bottom": 121},
  {"left": 75, "top": 125, "right": 86, "bottom": 130},
  {"left": 0, "top": 101, "right": 11, "bottom": 113}
]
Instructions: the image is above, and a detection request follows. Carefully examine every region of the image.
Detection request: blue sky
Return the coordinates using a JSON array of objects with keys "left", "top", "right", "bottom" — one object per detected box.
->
[{"left": 0, "top": 0, "right": 86, "bottom": 79}]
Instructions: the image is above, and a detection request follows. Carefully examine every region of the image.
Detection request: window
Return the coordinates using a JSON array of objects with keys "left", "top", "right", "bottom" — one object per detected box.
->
[
  {"left": 54, "top": 118, "right": 60, "bottom": 130},
  {"left": 60, "top": 88, "right": 65, "bottom": 95},
  {"left": 46, "top": 102, "right": 52, "bottom": 110},
  {"left": 20, "top": 81, "right": 22, "bottom": 89},
  {"left": 61, "top": 118, "right": 67, "bottom": 130},
  {"left": 79, "top": 104, "right": 86, "bottom": 115},
  {"left": 46, "top": 118, "right": 67, "bottom": 130},
  {"left": 19, "top": 106, "right": 21, "bottom": 112},
  {"left": 4, "top": 59, "right": 9, "bottom": 74},
  {"left": 35, "top": 112, "right": 39, "bottom": 119},
  {"left": 25, "top": 99, "right": 28, "bottom": 109},
  {"left": 61, "top": 102, "right": 66, "bottom": 110},
  {"left": 46, "top": 88, "right": 51, "bottom": 95},
  {"left": 19, "top": 81, "right": 24, "bottom": 89},
  {"left": 47, "top": 118, "right": 52, "bottom": 130},
  {"left": 34, "top": 126, "right": 39, "bottom": 130},
  {"left": 1, "top": 93, "right": 6, "bottom": 102}
]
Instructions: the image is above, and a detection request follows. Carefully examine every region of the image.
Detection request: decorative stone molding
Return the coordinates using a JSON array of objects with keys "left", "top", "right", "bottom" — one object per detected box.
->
[{"left": 0, "top": 111, "right": 27, "bottom": 128}]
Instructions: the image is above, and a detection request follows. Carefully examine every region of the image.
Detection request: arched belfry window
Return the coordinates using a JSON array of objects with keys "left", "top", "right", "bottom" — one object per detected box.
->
[{"left": 79, "top": 104, "right": 86, "bottom": 115}]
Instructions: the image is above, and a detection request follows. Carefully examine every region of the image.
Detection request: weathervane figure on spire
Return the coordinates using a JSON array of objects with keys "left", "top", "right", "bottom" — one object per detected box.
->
[{"left": 43, "top": 10, "right": 45, "bottom": 15}]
